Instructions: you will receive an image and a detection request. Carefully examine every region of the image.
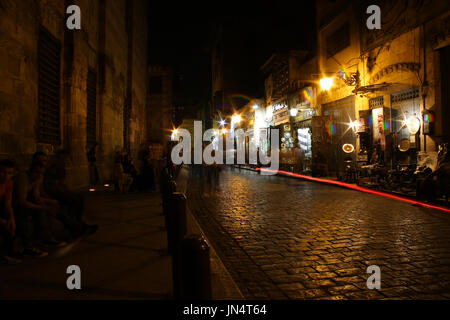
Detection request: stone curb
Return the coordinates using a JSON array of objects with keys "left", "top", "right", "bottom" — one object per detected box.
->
[{"left": 176, "top": 166, "right": 244, "bottom": 300}]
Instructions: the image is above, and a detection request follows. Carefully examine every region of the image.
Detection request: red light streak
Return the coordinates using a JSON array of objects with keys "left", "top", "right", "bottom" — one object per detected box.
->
[{"left": 256, "top": 168, "right": 450, "bottom": 213}]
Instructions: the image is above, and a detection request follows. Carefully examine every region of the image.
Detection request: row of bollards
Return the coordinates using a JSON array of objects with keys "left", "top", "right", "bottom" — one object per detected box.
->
[{"left": 160, "top": 168, "right": 212, "bottom": 300}]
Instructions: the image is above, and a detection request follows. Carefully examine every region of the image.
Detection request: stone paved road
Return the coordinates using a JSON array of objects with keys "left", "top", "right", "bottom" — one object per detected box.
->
[{"left": 186, "top": 167, "right": 450, "bottom": 300}]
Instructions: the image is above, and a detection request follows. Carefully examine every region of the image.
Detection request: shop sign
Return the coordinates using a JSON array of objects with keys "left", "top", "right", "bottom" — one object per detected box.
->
[
  {"left": 273, "top": 102, "right": 289, "bottom": 126},
  {"left": 294, "top": 109, "right": 316, "bottom": 122},
  {"left": 273, "top": 102, "right": 288, "bottom": 111},
  {"left": 274, "top": 111, "right": 289, "bottom": 126}
]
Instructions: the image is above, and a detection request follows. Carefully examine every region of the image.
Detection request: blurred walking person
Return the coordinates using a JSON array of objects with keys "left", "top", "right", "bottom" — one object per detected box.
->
[{"left": 87, "top": 142, "right": 99, "bottom": 190}]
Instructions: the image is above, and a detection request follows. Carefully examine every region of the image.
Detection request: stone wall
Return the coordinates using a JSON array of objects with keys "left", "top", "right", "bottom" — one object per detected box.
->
[
  {"left": 148, "top": 65, "right": 173, "bottom": 147},
  {"left": 0, "top": 0, "right": 149, "bottom": 189}
]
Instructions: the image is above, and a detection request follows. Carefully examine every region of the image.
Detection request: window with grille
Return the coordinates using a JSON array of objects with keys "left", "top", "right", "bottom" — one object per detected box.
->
[
  {"left": 38, "top": 27, "right": 61, "bottom": 145},
  {"left": 390, "top": 87, "right": 419, "bottom": 104},
  {"left": 86, "top": 69, "right": 97, "bottom": 147},
  {"left": 369, "top": 96, "right": 384, "bottom": 109},
  {"left": 326, "top": 23, "right": 350, "bottom": 58},
  {"left": 390, "top": 87, "right": 420, "bottom": 140}
]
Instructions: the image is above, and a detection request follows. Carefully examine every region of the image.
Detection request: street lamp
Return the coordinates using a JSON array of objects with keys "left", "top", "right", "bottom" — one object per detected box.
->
[
  {"left": 232, "top": 114, "right": 241, "bottom": 123},
  {"left": 171, "top": 129, "right": 178, "bottom": 141},
  {"left": 349, "top": 120, "right": 360, "bottom": 133},
  {"left": 404, "top": 114, "right": 421, "bottom": 135},
  {"left": 290, "top": 108, "right": 298, "bottom": 117},
  {"left": 253, "top": 104, "right": 259, "bottom": 110},
  {"left": 320, "top": 77, "right": 333, "bottom": 91}
]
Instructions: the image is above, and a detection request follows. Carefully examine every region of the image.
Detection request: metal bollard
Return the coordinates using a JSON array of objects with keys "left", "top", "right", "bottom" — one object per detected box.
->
[
  {"left": 179, "top": 234, "right": 212, "bottom": 300},
  {"left": 162, "top": 179, "right": 177, "bottom": 229},
  {"left": 168, "top": 192, "right": 187, "bottom": 299},
  {"left": 159, "top": 169, "right": 170, "bottom": 206},
  {"left": 161, "top": 175, "right": 175, "bottom": 212},
  {"left": 167, "top": 192, "right": 187, "bottom": 254}
]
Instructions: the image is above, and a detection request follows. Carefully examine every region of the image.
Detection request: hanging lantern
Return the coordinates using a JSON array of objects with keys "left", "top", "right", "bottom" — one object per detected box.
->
[{"left": 406, "top": 116, "right": 420, "bottom": 135}]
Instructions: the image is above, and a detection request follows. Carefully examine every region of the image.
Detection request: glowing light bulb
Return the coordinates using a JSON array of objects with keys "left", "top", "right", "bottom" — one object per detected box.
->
[
  {"left": 320, "top": 77, "right": 333, "bottom": 91},
  {"left": 290, "top": 108, "right": 298, "bottom": 117}
]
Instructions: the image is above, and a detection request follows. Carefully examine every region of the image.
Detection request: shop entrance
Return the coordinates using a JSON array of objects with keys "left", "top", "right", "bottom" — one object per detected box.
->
[
  {"left": 390, "top": 87, "right": 420, "bottom": 168},
  {"left": 295, "top": 120, "right": 312, "bottom": 173},
  {"left": 322, "top": 96, "right": 356, "bottom": 178}
]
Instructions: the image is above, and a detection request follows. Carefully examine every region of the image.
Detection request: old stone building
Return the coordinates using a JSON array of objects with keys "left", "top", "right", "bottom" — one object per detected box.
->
[
  {"left": 261, "top": 50, "right": 315, "bottom": 170},
  {"left": 0, "top": 0, "right": 151, "bottom": 189},
  {"left": 315, "top": 0, "right": 450, "bottom": 176},
  {"left": 147, "top": 65, "right": 173, "bottom": 147}
]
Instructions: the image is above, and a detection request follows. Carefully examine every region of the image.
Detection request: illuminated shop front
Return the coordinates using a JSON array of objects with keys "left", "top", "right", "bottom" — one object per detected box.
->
[
  {"left": 290, "top": 87, "right": 317, "bottom": 174},
  {"left": 254, "top": 104, "right": 271, "bottom": 159},
  {"left": 390, "top": 87, "right": 421, "bottom": 168},
  {"left": 271, "top": 100, "right": 296, "bottom": 169},
  {"left": 360, "top": 87, "right": 422, "bottom": 169}
]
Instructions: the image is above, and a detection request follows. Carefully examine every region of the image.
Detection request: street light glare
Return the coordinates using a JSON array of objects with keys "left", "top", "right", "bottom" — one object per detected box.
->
[
  {"left": 349, "top": 120, "right": 359, "bottom": 132},
  {"left": 253, "top": 104, "right": 259, "bottom": 109},
  {"left": 290, "top": 108, "right": 298, "bottom": 117},
  {"left": 232, "top": 114, "right": 241, "bottom": 123},
  {"left": 320, "top": 77, "right": 333, "bottom": 91}
]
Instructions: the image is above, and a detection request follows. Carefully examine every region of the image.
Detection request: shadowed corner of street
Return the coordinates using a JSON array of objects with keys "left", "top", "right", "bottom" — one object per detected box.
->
[{"left": 0, "top": 190, "right": 173, "bottom": 300}]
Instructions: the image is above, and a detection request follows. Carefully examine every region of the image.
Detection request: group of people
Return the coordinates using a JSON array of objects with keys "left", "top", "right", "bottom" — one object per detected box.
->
[
  {"left": 0, "top": 151, "right": 98, "bottom": 265},
  {"left": 114, "top": 150, "right": 158, "bottom": 193}
]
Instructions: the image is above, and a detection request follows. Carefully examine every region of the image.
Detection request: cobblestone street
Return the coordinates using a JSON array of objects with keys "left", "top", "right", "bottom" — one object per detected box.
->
[{"left": 186, "top": 167, "right": 450, "bottom": 300}]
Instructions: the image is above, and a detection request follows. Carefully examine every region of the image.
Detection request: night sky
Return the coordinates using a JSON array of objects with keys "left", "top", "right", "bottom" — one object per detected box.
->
[{"left": 148, "top": 2, "right": 317, "bottom": 104}]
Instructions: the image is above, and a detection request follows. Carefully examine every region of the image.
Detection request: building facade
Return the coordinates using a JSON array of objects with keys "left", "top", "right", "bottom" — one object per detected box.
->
[
  {"left": 147, "top": 65, "right": 174, "bottom": 147},
  {"left": 261, "top": 50, "right": 318, "bottom": 171},
  {"left": 315, "top": 0, "right": 450, "bottom": 177},
  {"left": 0, "top": 0, "right": 151, "bottom": 189}
]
